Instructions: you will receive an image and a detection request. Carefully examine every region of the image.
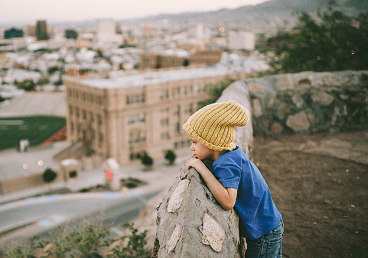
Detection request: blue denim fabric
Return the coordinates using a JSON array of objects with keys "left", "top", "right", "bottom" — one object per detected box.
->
[{"left": 245, "top": 219, "right": 284, "bottom": 258}]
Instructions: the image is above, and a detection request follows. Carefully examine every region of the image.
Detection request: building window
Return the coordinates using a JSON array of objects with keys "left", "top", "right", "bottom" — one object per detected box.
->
[
  {"left": 99, "top": 133, "right": 104, "bottom": 144},
  {"left": 176, "top": 87, "right": 180, "bottom": 97},
  {"left": 161, "top": 108, "right": 169, "bottom": 114},
  {"left": 83, "top": 92, "right": 86, "bottom": 102},
  {"left": 82, "top": 110, "right": 87, "bottom": 120},
  {"left": 141, "top": 131, "right": 146, "bottom": 141},
  {"left": 82, "top": 130, "right": 86, "bottom": 140},
  {"left": 127, "top": 113, "right": 146, "bottom": 124},
  {"left": 160, "top": 118, "right": 169, "bottom": 127},
  {"left": 173, "top": 123, "right": 180, "bottom": 133},
  {"left": 128, "top": 131, "right": 146, "bottom": 143},
  {"left": 77, "top": 125, "right": 81, "bottom": 135},
  {"left": 91, "top": 129, "right": 95, "bottom": 140},
  {"left": 98, "top": 96, "right": 102, "bottom": 105},
  {"left": 160, "top": 89, "right": 169, "bottom": 100},
  {"left": 175, "top": 105, "right": 180, "bottom": 115},
  {"left": 69, "top": 171, "right": 77, "bottom": 178},
  {"left": 161, "top": 132, "right": 169, "bottom": 140},
  {"left": 71, "top": 122, "right": 74, "bottom": 132},
  {"left": 126, "top": 94, "right": 145, "bottom": 105},
  {"left": 91, "top": 94, "right": 94, "bottom": 103},
  {"left": 90, "top": 112, "right": 94, "bottom": 123},
  {"left": 98, "top": 114, "right": 103, "bottom": 125},
  {"left": 76, "top": 108, "right": 80, "bottom": 117},
  {"left": 69, "top": 105, "right": 73, "bottom": 115}
]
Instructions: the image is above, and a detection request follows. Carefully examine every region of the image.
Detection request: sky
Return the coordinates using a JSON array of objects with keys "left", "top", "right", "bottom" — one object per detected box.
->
[{"left": 0, "top": 0, "right": 270, "bottom": 25}]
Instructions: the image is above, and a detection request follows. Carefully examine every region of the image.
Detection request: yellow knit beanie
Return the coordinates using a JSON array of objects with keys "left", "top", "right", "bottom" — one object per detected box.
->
[{"left": 183, "top": 101, "right": 249, "bottom": 151}]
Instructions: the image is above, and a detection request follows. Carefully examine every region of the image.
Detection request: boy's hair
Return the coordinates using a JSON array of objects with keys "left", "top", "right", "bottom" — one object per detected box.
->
[{"left": 183, "top": 101, "right": 249, "bottom": 151}]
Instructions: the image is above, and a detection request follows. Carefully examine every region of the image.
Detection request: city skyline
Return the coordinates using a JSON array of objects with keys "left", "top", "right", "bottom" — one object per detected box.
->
[{"left": 1, "top": 0, "right": 270, "bottom": 26}]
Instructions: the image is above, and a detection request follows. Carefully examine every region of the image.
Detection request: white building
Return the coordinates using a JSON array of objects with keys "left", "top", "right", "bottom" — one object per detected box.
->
[
  {"left": 96, "top": 20, "right": 122, "bottom": 44},
  {"left": 228, "top": 31, "right": 256, "bottom": 51},
  {"left": 187, "top": 23, "right": 204, "bottom": 39},
  {"left": 4, "top": 69, "right": 41, "bottom": 84}
]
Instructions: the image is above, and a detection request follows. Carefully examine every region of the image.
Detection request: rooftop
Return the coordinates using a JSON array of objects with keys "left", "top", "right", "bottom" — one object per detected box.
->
[{"left": 77, "top": 65, "right": 234, "bottom": 89}]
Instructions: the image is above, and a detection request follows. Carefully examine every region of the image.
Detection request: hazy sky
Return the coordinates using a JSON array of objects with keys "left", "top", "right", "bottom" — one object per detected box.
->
[{"left": 1, "top": 0, "right": 270, "bottom": 24}]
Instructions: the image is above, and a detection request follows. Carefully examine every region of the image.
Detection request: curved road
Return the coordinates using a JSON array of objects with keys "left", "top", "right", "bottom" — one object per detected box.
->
[{"left": 0, "top": 188, "right": 160, "bottom": 249}]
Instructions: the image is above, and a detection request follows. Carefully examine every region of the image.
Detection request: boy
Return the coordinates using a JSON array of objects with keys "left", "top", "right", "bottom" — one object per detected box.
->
[{"left": 184, "top": 101, "right": 283, "bottom": 258}]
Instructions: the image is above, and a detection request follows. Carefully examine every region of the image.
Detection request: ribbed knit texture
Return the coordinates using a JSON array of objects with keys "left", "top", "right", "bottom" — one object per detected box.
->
[{"left": 183, "top": 101, "right": 249, "bottom": 151}]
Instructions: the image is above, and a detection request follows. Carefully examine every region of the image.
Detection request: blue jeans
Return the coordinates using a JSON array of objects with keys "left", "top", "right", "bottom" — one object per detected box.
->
[{"left": 244, "top": 219, "right": 284, "bottom": 258}]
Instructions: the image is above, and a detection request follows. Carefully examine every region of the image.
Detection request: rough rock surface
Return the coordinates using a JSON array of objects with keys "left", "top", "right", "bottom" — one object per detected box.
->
[
  {"left": 154, "top": 166, "right": 240, "bottom": 258},
  {"left": 241, "top": 70, "right": 368, "bottom": 136}
]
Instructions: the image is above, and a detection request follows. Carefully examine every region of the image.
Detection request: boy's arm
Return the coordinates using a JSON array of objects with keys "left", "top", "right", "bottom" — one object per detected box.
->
[{"left": 186, "top": 157, "right": 237, "bottom": 211}]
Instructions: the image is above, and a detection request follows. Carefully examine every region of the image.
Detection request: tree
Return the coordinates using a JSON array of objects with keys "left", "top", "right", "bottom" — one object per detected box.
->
[
  {"left": 275, "top": 3, "right": 368, "bottom": 73},
  {"left": 37, "top": 77, "right": 50, "bottom": 85},
  {"left": 197, "top": 78, "right": 235, "bottom": 109},
  {"left": 165, "top": 149, "right": 176, "bottom": 165},
  {"left": 4, "top": 28, "right": 23, "bottom": 38},
  {"left": 48, "top": 66, "right": 59, "bottom": 75},
  {"left": 141, "top": 152, "right": 153, "bottom": 169},
  {"left": 17, "top": 79, "right": 36, "bottom": 91},
  {"left": 42, "top": 168, "right": 58, "bottom": 192},
  {"left": 65, "top": 29, "right": 78, "bottom": 39}
]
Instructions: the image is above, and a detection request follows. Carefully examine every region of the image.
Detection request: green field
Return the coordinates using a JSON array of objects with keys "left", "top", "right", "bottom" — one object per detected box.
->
[{"left": 0, "top": 116, "right": 66, "bottom": 151}]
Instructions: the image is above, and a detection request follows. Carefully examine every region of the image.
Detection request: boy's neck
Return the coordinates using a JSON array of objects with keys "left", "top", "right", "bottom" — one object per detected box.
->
[{"left": 212, "top": 150, "right": 227, "bottom": 161}]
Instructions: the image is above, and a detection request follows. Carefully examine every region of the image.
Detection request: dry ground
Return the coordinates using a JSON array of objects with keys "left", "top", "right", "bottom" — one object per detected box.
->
[{"left": 253, "top": 130, "right": 368, "bottom": 258}]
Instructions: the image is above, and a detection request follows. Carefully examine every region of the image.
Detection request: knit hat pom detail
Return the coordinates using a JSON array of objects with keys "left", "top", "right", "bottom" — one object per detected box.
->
[{"left": 183, "top": 101, "right": 249, "bottom": 151}]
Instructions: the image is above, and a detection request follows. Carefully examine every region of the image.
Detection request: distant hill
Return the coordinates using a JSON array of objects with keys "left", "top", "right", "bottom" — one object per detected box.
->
[{"left": 121, "top": 0, "right": 367, "bottom": 31}]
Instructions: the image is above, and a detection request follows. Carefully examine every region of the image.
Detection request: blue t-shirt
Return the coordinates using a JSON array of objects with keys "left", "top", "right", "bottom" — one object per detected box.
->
[{"left": 211, "top": 146, "right": 282, "bottom": 240}]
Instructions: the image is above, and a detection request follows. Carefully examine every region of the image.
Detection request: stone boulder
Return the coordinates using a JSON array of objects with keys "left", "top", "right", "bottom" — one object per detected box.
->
[{"left": 154, "top": 166, "right": 240, "bottom": 258}]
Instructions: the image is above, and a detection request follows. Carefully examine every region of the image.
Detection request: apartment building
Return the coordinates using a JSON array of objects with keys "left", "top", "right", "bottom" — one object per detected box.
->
[
  {"left": 64, "top": 66, "right": 248, "bottom": 166},
  {"left": 140, "top": 50, "right": 223, "bottom": 71}
]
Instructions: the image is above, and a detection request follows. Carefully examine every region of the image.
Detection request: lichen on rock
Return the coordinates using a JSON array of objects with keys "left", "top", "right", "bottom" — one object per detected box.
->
[
  {"left": 199, "top": 213, "right": 226, "bottom": 252},
  {"left": 167, "top": 179, "right": 190, "bottom": 213},
  {"left": 166, "top": 224, "right": 181, "bottom": 254}
]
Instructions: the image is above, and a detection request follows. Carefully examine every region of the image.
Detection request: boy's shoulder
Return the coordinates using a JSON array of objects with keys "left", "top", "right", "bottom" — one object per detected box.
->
[{"left": 215, "top": 146, "right": 248, "bottom": 167}]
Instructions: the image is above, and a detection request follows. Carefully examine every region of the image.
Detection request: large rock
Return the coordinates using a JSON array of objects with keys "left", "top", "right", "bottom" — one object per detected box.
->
[
  {"left": 154, "top": 167, "right": 240, "bottom": 258},
  {"left": 286, "top": 112, "right": 310, "bottom": 132}
]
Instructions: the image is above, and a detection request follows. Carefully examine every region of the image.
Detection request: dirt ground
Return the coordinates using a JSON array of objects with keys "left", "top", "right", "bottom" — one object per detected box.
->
[{"left": 253, "top": 130, "right": 368, "bottom": 258}]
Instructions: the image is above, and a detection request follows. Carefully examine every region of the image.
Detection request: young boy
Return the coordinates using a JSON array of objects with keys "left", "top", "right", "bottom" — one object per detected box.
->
[{"left": 184, "top": 101, "right": 283, "bottom": 258}]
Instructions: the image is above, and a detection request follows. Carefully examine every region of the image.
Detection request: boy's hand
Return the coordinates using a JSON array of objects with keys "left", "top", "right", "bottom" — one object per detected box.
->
[{"left": 186, "top": 155, "right": 204, "bottom": 171}]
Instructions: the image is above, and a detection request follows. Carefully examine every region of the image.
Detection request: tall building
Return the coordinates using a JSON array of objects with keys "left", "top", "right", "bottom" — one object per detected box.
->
[
  {"left": 228, "top": 31, "right": 256, "bottom": 51},
  {"left": 96, "top": 19, "right": 122, "bottom": 44},
  {"left": 36, "top": 20, "right": 48, "bottom": 40},
  {"left": 25, "top": 25, "right": 36, "bottom": 37},
  {"left": 187, "top": 23, "right": 204, "bottom": 39},
  {"left": 64, "top": 67, "right": 248, "bottom": 167}
]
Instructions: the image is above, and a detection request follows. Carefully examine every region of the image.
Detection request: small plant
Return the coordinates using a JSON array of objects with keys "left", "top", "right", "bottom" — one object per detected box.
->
[
  {"left": 42, "top": 167, "right": 58, "bottom": 191},
  {"left": 121, "top": 178, "right": 145, "bottom": 189},
  {"left": 109, "top": 223, "right": 151, "bottom": 258},
  {"left": 164, "top": 149, "right": 176, "bottom": 165},
  {"left": 5, "top": 222, "right": 151, "bottom": 258},
  {"left": 141, "top": 152, "right": 153, "bottom": 168}
]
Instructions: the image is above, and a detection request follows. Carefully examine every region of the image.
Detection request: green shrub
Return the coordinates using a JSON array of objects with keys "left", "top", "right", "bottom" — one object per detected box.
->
[
  {"left": 141, "top": 152, "right": 153, "bottom": 167},
  {"left": 164, "top": 149, "right": 176, "bottom": 165},
  {"left": 5, "top": 223, "right": 151, "bottom": 258}
]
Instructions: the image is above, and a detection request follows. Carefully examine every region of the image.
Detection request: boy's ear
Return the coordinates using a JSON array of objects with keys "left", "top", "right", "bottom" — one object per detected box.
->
[{"left": 202, "top": 158, "right": 214, "bottom": 171}]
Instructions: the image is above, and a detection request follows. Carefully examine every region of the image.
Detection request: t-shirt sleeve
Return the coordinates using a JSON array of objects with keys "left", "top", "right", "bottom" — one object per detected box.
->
[{"left": 212, "top": 162, "right": 241, "bottom": 190}]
